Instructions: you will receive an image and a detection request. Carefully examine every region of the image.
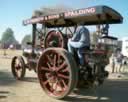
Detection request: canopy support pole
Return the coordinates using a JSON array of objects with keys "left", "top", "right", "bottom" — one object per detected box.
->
[{"left": 32, "top": 24, "right": 37, "bottom": 55}]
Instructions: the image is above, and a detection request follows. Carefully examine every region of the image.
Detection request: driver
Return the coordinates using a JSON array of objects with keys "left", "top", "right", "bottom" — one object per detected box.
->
[{"left": 68, "top": 26, "right": 90, "bottom": 66}]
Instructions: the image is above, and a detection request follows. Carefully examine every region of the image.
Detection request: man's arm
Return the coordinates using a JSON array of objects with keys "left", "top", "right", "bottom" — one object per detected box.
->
[{"left": 71, "top": 30, "right": 80, "bottom": 41}]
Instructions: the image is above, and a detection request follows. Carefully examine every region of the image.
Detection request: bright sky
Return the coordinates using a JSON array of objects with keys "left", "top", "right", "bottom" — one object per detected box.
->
[{"left": 0, "top": 0, "right": 128, "bottom": 43}]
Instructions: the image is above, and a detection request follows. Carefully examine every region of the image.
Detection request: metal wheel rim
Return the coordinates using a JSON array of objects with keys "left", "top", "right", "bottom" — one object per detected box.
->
[
  {"left": 12, "top": 56, "right": 25, "bottom": 79},
  {"left": 38, "top": 49, "right": 72, "bottom": 97}
]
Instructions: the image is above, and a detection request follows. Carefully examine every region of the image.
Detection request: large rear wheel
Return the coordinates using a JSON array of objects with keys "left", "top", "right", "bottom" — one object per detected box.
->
[
  {"left": 44, "top": 30, "right": 64, "bottom": 48},
  {"left": 37, "top": 48, "right": 78, "bottom": 99}
]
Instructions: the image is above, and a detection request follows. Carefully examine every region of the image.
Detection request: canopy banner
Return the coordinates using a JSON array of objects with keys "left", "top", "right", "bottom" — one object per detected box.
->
[
  {"left": 23, "top": 7, "right": 96, "bottom": 25},
  {"left": 23, "top": 5, "right": 123, "bottom": 26}
]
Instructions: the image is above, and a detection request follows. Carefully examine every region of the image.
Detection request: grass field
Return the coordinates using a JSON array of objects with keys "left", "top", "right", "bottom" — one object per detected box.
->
[
  {"left": 0, "top": 49, "right": 22, "bottom": 68},
  {"left": 0, "top": 49, "right": 22, "bottom": 57}
]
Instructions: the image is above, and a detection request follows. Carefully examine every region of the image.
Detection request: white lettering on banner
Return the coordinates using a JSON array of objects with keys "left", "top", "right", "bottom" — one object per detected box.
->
[
  {"left": 24, "top": 7, "right": 96, "bottom": 25},
  {"left": 25, "top": 17, "right": 44, "bottom": 24},
  {"left": 48, "top": 14, "right": 59, "bottom": 20},
  {"left": 31, "top": 18, "right": 40, "bottom": 23},
  {"left": 64, "top": 7, "right": 96, "bottom": 17},
  {"left": 25, "top": 14, "right": 60, "bottom": 24}
]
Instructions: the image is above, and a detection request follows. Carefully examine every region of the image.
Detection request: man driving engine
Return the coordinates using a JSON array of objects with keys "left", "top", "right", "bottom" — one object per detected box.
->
[{"left": 68, "top": 26, "right": 90, "bottom": 66}]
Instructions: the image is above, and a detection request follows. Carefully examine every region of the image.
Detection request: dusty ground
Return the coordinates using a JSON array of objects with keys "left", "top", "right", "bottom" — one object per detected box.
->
[{"left": 0, "top": 50, "right": 128, "bottom": 102}]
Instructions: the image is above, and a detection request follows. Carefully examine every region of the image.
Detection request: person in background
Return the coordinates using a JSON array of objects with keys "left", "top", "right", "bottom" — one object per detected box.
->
[
  {"left": 121, "top": 56, "right": 128, "bottom": 72},
  {"left": 110, "top": 53, "right": 116, "bottom": 73},
  {"left": 114, "top": 48, "right": 123, "bottom": 73}
]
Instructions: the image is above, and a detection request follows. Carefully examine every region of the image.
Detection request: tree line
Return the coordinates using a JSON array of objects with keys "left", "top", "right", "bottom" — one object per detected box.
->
[{"left": 0, "top": 28, "right": 31, "bottom": 49}]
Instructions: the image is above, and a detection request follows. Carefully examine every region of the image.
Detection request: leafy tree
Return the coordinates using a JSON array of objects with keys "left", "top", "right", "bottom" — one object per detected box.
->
[
  {"left": 1, "top": 28, "right": 18, "bottom": 44},
  {"left": 1, "top": 28, "right": 19, "bottom": 48}
]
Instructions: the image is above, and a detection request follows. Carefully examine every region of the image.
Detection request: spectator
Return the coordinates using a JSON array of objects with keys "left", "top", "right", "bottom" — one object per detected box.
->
[
  {"left": 122, "top": 56, "right": 128, "bottom": 72},
  {"left": 110, "top": 53, "right": 116, "bottom": 73},
  {"left": 114, "top": 48, "right": 123, "bottom": 73}
]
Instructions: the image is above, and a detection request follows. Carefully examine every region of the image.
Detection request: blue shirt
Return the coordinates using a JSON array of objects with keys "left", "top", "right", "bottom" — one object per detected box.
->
[{"left": 72, "top": 26, "right": 90, "bottom": 46}]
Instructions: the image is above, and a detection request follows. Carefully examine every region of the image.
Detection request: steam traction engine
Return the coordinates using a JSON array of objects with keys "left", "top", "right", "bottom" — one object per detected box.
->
[{"left": 11, "top": 5, "right": 123, "bottom": 99}]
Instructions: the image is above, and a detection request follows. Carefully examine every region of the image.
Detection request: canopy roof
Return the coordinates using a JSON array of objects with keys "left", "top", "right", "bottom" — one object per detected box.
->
[
  {"left": 23, "top": 5, "right": 123, "bottom": 27},
  {"left": 101, "top": 35, "right": 118, "bottom": 40}
]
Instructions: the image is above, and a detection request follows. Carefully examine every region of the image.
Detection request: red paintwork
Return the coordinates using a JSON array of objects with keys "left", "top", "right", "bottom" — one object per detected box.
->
[{"left": 38, "top": 49, "right": 70, "bottom": 97}]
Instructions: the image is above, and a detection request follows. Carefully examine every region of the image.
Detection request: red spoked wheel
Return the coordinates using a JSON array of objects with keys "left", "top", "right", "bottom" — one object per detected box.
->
[
  {"left": 44, "top": 30, "right": 64, "bottom": 48},
  {"left": 37, "top": 48, "right": 78, "bottom": 99},
  {"left": 11, "top": 56, "right": 26, "bottom": 80}
]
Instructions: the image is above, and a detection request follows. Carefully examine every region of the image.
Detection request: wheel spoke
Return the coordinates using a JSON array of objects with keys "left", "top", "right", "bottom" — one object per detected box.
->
[
  {"left": 46, "top": 55, "right": 53, "bottom": 64},
  {"left": 47, "top": 62, "right": 52, "bottom": 69},
  {"left": 53, "top": 54, "right": 57, "bottom": 67},
  {"left": 15, "top": 69, "right": 20, "bottom": 78},
  {"left": 58, "top": 73, "right": 69, "bottom": 79},
  {"left": 43, "top": 78, "right": 50, "bottom": 85},
  {"left": 57, "top": 54, "right": 60, "bottom": 60},
  {"left": 14, "top": 64, "right": 18, "bottom": 68},
  {"left": 41, "top": 67, "right": 51, "bottom": 72},
  {"left": 57, "top": 61, "right": 67, "bottom": 71},
  {"left": 57, "top": 54, "right": 61, "bottom": 65},
  {"left": 61, "top": 79, "right": 68, "bottom": 89},
  {"left": 61, "top": 67, "right": 68, "bottom": 72},
  {"left": 15, "top": 64, "right": 21, "bottom": 70}
]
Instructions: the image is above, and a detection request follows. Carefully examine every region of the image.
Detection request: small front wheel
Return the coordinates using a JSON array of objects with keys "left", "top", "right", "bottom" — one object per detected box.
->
[{"left": 11, "top": 56, "right": 26, "bottom": 80}]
